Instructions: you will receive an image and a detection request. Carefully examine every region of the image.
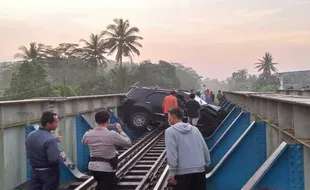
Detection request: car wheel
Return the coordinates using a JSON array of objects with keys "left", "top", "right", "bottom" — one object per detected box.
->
[{"left": 131, "top": 112, "right": 150, "bottom": 128}]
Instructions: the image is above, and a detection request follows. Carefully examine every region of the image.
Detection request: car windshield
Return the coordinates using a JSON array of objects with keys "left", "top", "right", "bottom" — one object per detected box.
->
[{"left": 126, "top": 88, "right": 148, "bottom": 99}]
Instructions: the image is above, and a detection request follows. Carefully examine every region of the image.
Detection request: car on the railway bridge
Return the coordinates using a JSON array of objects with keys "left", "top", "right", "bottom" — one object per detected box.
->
[{"left": 119, "top": 86, "right": 228, "bottom": 134}]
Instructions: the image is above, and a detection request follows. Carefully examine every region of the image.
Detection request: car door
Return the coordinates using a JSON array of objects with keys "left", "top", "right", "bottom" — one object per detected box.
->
[{"left": 146, "top": 92, "right": 168, "bottom": 116}]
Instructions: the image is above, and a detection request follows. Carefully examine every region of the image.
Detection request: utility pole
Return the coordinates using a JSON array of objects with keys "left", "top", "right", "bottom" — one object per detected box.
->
[{"left": 63, "top": 76, "right": 67, "bottom": 98}]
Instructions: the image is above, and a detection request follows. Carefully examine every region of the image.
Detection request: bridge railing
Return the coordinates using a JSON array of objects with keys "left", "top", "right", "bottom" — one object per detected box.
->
[
  {"left": 224, "top": 91, "right": 310, "bottom": 189},
  {"left": 0, "top": 94, "right": 126, "bottom": 129},
  {"left": 0, "top": 94, "right": 126, "bottom": 190}
]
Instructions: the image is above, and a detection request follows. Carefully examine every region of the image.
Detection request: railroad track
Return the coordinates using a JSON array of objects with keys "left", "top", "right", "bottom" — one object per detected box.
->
[
  {"left": 73, "top": 127, "right": 166, "bottom": 190},
  {"left": 116, "top": 131, "right": 166, "bottom": 190}
]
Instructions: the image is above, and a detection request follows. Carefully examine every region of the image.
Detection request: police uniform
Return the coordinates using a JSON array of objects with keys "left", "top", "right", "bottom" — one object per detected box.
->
[{"left": 82, "top": 124, "right": 131, "bottom": 190}]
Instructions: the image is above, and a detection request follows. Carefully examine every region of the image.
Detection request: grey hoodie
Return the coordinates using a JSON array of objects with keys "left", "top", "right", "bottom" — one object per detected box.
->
[{"left": 165, "top": 122, "right": 211, "bottom": 176}]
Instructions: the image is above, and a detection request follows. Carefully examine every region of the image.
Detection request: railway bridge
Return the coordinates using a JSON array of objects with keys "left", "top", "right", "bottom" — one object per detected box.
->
[{"left": 0, "top": 90, "right": 309, "bottom": 190}]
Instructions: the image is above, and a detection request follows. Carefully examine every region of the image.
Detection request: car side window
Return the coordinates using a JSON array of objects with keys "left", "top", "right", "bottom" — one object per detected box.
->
[{"left": 147, "top": 93, "right": 167, "bottom": 106}]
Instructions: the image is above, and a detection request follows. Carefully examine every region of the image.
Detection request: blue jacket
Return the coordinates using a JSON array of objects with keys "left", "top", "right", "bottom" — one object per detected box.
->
[
  {"left": 165, "top": 122, "right": 211, "bottom": 176},
  {"left": 25, "top": 128, "right": 63, "bottom": 168}
]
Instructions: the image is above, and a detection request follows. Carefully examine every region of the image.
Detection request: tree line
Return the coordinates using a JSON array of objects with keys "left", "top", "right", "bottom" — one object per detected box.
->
[
  {"left": 202, "top": 52, "right": 280, "bottom": 93},
  {"left": 0, "top": 18, "right": 203, "bottom": 100},
  {"left": 0, "top": 18, "right": 280, "bottom": 100}
]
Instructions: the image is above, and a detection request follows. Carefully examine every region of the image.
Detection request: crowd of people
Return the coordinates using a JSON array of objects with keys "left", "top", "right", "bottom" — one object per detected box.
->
[
  {"left": 191, "top": 89, "right": 225, "bottom": 105},
  {"left": 25, "top": 88, "right": 224, "bottom": 190}
]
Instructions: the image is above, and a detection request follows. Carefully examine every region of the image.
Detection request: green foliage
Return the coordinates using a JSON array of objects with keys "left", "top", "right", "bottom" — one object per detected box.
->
[
  {"left": 226, "top": 69, "right": 250, "bottom": 91},
  {"left": 46, "top": 58, "right": 98, "bottom": 86},
  {"left": 103, "top": 18, "right": 143, "bottom": 64},
  {"left": 202, "top": 78, "right": 228, "bottom": 93},
  {"left": 133, "top": 60, "right": 180, "bottom": 89},
  {"left": 172, "top": 63, "right": 202, "bottom": 90},
  {"left": 251, "top": 74, "right": 279, "bottom": 92},
  {"left": 3, "top": 61, "right": 51, "bottom": 100},
  {"left": 109, "top": 63, "right": 138, "bottom": 93},
  {"left": 255, "top": 52, "right": 278, "bottom": 79},
  {"left": 1, "top": 17, "right": 282, "bottom": 101},
  {"left": 50, "top": 84, "right": 77, "bottom": 97},
  {"left": 256, "top": 84, "right": 278, "bottom": 92}
]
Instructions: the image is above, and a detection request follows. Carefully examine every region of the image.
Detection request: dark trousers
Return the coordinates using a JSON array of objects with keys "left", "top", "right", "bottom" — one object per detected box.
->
[
  {"left": 164, "top": 113, "right": 169, "bottom": 127},
  {"left": 91, "top": 171, "right": 116, "bottom": 190},
  {"left": 29, "top": 167, "right": 60, "bottom": 190},
  {"left": 173, "top": 172, "right": 206, "bottom": 190}
]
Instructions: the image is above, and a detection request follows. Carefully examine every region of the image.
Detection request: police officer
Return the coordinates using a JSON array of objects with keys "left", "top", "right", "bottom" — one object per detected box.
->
[
  {"left": 82, "top": 110, "right": 132, "bottom": 190},
  {"left": 25, "top": 111, "right": 66, "bottom": 190}
]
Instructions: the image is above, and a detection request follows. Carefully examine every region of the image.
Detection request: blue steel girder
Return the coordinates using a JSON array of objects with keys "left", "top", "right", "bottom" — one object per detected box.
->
[
  {"left": 108, "top": 109, "right": 136, "bottom": 141},
  {"left": 221, "top": 100, "right": 228, "bottom": 107},
  {"left": 223, "top": 102, "right": 231, "bottom": 110},
  {"left": 76, "top": 115, "right": 92, "bottom": 172},
  {"left": 25, "top": 125, "right": 76, "bottom": 181},
  {"left": 252, "top": 143, "right": 304, "bottom": 190},
  {"left": 205, "top": 122, "right": 267, "bottom": 190},
  {"left": 205, "top": 107, "right": 242, "bottom": 149},
  {"left": 219, "top": 99, "right": 226, "bottom": 107},
  {"left": 208, "top": 112, "right": 251, "bottom": 170},
  {"left": 221, "top": 100, "right": 229, "bottom": 109},
  {"left": 226, "top": 103, "right": 236, "bottom": 112},
  {"left": 25, "top": 125, "right": 34, "bottom": 180}
]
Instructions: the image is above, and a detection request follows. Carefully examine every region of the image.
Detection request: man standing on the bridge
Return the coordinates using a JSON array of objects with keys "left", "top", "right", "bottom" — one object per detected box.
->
[
  {"left": 25, "top": 111, "right": 66, "bottom": 190},
  {"left": 185, "top": 93, "right": 201, "bottom": 126},
  {"left": 165, "top": 108, "right": 210, "bottom": 190},
  {"left": 162, "top": 90, "right": 178, "bottom": 126},
  {"left": 82, "top": 110, "right": 132, "bottom": 190}
]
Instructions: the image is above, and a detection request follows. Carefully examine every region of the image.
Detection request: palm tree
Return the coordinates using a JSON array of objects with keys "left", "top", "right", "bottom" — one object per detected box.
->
[
  {"left": 109, "top": 64, "right": 137, "bottom": 92},
  {"left": 102, "top": 18, "right": 143, "bottom": 64},
  {"left": 14, "top": 42, "right": 46, "bottom": 62},
  {"left": 80, "top": 33, "right": 108, "bottom": 68},
  {"left": 255, "top": 52, "right": 278, "bottom": 79}
]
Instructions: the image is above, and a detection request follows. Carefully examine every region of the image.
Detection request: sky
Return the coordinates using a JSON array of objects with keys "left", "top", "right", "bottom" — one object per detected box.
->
[{"left": 0, "top": 0, "right": 309, "bottom": 80}]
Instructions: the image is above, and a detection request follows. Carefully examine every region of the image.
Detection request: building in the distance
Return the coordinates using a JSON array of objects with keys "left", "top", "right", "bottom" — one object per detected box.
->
[{"left": 278, "top": 70, "right": 310, "bottom": 89}]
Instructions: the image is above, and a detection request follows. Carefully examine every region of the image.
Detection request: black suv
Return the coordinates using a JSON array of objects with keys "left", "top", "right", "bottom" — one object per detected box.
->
[{"left": 119, "top": 87, "right": 228, "bottom": 132}]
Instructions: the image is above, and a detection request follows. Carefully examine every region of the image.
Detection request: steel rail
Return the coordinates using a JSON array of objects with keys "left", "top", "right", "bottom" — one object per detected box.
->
[
  {"left": 135, "top": 150, "right": 166, "bottom": 190},
  {"left": 116, "top": 130, "right": 164, "bottom": 179},
  {"left": 118, "top": 127, "right": 163, "bottom": 162},
  {"left": 153, "top": 165, "right": 169, "bottom": 190}
]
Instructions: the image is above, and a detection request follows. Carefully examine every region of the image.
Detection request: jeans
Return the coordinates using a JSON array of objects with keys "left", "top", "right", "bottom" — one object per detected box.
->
[{"left": 29, "top": 166, "right": 60, "bottom": 190}]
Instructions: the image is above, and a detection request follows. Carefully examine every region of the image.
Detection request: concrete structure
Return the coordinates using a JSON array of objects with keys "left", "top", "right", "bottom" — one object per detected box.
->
[
  {"left": 0, "top": 94, "right": 125, "bottom": 190},
  {"left": 224, "top": 91, "right": 310, "bottom": 189},
  {"left": 279, "top": 70, "right": 310, "bottom": 90},
  {"left": 277, "top": 89, "right": 310, "bottom": 96},
  {"left": 2, "top": 91, "right": 310, "bottom": 189}
]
